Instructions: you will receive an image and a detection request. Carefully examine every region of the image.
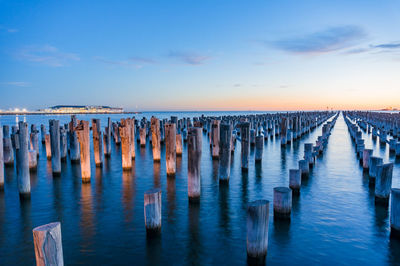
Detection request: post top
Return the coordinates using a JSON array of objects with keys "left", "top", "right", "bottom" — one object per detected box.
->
[
  {"left": 145, "top": 188, "right": 161, "bottom": 194},
  {"left": 247, "top": 199, "right": 269, "bottom": 207},
  {"left": 33, "top": 222, "right": 60, "bottom": 232},
  {"left": 274, "top": 187, "right": 291, "bottom": 193}
]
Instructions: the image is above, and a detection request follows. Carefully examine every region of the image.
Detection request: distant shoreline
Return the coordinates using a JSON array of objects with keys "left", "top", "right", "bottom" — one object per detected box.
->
[{"left": 0, "top": 111, "right": 141, "bottom": 116}]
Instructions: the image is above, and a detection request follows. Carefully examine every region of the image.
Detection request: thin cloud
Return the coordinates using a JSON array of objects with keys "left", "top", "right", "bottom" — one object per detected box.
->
[
  {"left": 0, "top": 25, "right": 18, "bottom": 33},
  {"left": 344, "top": 41, "right": 400, "bottom": 55},
  {"left": 271, "top": 25, "right": 366, "bottom": 54},
  {"left": 129, "top": 56, "right": 157, "bottom": 64},
  {"left": 17, "top": 45, "right": 79, "bottom": 67},
  {"left": 94, "top": 56, "right": 143, "bottom": 68},
  {"left": 168, "top": 51, "right": 211, "bottom": 65},
  {"left": 1, "top": 81, "right": 30, "bottom": 87}
]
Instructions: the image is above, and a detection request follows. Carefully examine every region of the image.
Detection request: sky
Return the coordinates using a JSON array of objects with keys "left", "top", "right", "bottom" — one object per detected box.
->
[{"left": 0, "top": 0, "right": 400, "bottom": 111}]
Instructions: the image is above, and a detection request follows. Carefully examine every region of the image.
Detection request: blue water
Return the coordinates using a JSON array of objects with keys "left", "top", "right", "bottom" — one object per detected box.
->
[{"left": 0, "top": 112, "right": 399, "bottom": 265}]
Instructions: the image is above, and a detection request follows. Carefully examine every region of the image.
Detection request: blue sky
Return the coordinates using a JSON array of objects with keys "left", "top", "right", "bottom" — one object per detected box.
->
[{"left": 1, "top": 0, "right": 399, "bottom": 111}]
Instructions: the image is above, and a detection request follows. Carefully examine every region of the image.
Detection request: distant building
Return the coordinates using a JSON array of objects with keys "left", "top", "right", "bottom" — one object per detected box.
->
[{"left": 38, "top": 105, "right": 124, "bottom": 114}]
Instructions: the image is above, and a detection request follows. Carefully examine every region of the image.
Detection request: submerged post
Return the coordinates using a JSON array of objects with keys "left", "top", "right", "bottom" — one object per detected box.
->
[
  {"left": 362, "top": 149, "right": 373, "bottom": 170},
  {"left": 188, "top": 127, "right": 202, "bottom": 202},
  {"left": 273, "top": 187, "right": 292, "bottom": 219},
  {"left": 219, "top": 123, "right": 232, "bottom": 183},
  {"left": 391, "top": 188, "right": 400, "bottom": 237},
  {"left": 211, "top": 121, "right": 220, "bottom": 159},
  {"left": 92, "top": 119, "right": 103, "bottom": 167},
  {"left": 144, "top": 188, "right": 162, "bottom": 234},
  {"left": 165, "top": 123, "right": 176, "bottom": 176},
  {"left": 45, "top": 134, "right": 51, "bottom": 160},
  {"left": 68, "top": 115, "right": 80, "bottom": 163},
  {"left": 247, "top": 200, "right": 269, "bottom": 260},
  {"left": 375, "top": 163, "right": 393, "bottom": 203},
  {"left": 255, "top": 135, "right": 264, "bottom": 162},
  {"left": 151, "top": 117, "right": 161, "bottom": 161},
  {"left": 176, "top": 133, "right": 183, "bottom": 156},
  {"left": 40, "top": 124, "right": 46, "bottom": 144},
  {"left": 32, "top": 222, "right": 64, "bottom": 266},
  {"left": 119, "top": 122, "right": 132, "bottom": 170},
  {"left": 49, "top": 120, "right": 61, "bottom": 175},
  {"left": 16, "top": 122, "right": 31, "bottom": 198},
  {"left": 0, "top": 127, "right": 3, "bottom": 189},
  {"left": 289, "top": 169, "right": 301, "bottom": 192},
  {"left": 103, "top": 117, "right": 112, "bottom": 157},
  {"left": 3, "top": 125, "right": 14, "bottom": 166},
  {"left": 298, "top": 159, "right": 309, "bottom": 177},
  {"left": 369, "top": 156, "right": 383, "bottom": 183},
  {"left": 241, "top": 122, "right": 250, "bottom": 171},
  {"left": 75, "top": 121, "right": 91, "bottom": 183}
]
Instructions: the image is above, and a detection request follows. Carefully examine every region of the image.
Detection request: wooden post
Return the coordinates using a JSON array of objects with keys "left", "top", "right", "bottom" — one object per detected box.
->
[
  {"left": 219, "top": 123, "right": 232, "bottom": 183},
  {"left": 139, "top": 127, "right": 146, "bottom": 147},
  {"left": 29, "top": 150, "right": 37, "bottom": 170},
  {"left": 176, "top": 134, "right": 183, "bottom": 156},
  {"left": 241, "top": 122, "right": 250, "bottom": 171},
  {"left": 130, "top": 118, "right": 136, "bottom": 160},
  {"left": 369, "top": 156, "right": 383, "bottom": 183},
  {"left": 33, "top": 222, "right": 64, "bottom": 266},
  {"left": 211, "top": 120, "right": 220, "bottom": 159},
  {"left": 103, "top": 117, "right": 112, "bottom": 157},
  {"left": 289, "top": 169, "right": 301, "bottom": 192},
  {"left": 75, "top": 121, "right": 91, "bottom": 183},
  {"left": 151, "top": 117, "right": 161, "bottom": 161},
  {"left": 49, "top": 120, "right": 61, "bottom": 175},
  {"left": 304, "top": 143, "right": 314, "bottom": 166},
  {"left": 68, "top": 116, "right": 80, "bottom": 163},
  {"left": 119, "top": 122, "right": 132, "bottom": 170},
  {"left": 247, "top": 200, "right": 269, "bottom": 259},
  {"left": 92, "top": 119, "right": 103, "bottom": 167},
  {"left": 280, "top": 117, "right": 287, "bottom": 146},
  {"left": 0, "top": 126, "right": 3, "bottom": 189},
  {"left": 362, "top": 149, "right": 373, "bottom": 170},
  {"left": 165, "top": 123, "right": 176, "bottom": 176},
  {"left": 30, "top": 126, "right": 39, "bottom": 158},
  {"left": 255, "top": 135, "right": 264, "bottom": 162},
  {"left": 273, "top": 187, "right": 292, "bottom": 219},
  {"left": 16, "top": 122, "right": 30, "bottom": 198},
  {"left": 45, "top": 134, "right": 51, "bottom": 160},
  {"left": 3, "top": 125, "right": 14, "bottom": 166},
  {"left": 188, "top": 127, "right": 202, "bottom": 202},
  {"left": 391, "top": 188, "right": 400, "bottom": 237},
  {"left": 59, "top": 127, "right": 67, "bottom": 161},
  {"left": 375, "top": 163, "right": 393, "bottom": 203},
  {"left": 144, "top": 188, "right": 161, "bottom": 234},
  {"left": 298, "top": 159, "right": 309, "bottom": 177},
  {"left": 40, "top": 124, "right": 46, "bottom": 144}
]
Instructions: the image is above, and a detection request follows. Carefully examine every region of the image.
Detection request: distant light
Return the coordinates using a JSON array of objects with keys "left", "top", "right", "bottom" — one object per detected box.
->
[
  {"left": 22, "top": 108, "right": 27, "bottom": 112},
  {"left": 15, "top": 108, "right": 20, "bottom": 112}
]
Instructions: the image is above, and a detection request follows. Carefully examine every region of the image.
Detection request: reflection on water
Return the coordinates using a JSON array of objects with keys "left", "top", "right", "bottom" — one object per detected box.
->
[{"left": 0, "top": 113, "right": 399, "bottom": 265}]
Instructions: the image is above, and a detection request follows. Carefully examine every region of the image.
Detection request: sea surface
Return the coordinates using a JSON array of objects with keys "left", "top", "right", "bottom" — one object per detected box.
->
[{"left": 0, "top": 111, "right": 399, "bottom": 265}]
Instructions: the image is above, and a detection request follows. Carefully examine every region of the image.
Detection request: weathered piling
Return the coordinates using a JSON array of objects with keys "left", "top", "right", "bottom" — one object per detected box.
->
[
  {"left": 0, "top": 127, "right": 3, "bottom": 189},
  {"left": 139, "top": 127, "right": 146, "bottom": 147},
  {"left": 45, "top": 134, "right": 51, "bottom": 160},
  {"left": 299, "top": 160, "right": 309, "bottom": 177},
  {"left": 219, "top": 124, "right": 232, "bottom": 183},
  {"left": 119, "top": 123, "right": 132, "bottom": 170},
  {"left": 176, "top": 134, "right": 183, "bottom": 156},
  {"left": 151, "top": 117, "right": 161, "bottom": 161},
  {"left": 130, "top": 118, "right": 136, "bottom": 160},
  {"left": 375, "top": 163, "right": 393, "bottom": 203},
  {"left": 40, "top": 124, "right": 46, "bottom": 144},
  {"left": 304, "top": 143, "right": 314, "bottom": 166},
  {"left": 16, "top": 122, "right": 30, "bottom": 198},
  {"left": 391, "top": 188, "right": 400, "bottom": 237},
  {"left": 92, "top": 119, "right": 103, "bottom": 167},
  {"left": 75, "top": 121, "right": 91, "bottom": 183},
  {"left": 49, "top": 120, "right": 61, "bottom": 175},
  {"left": 59, "top": 127, "right": 67, "bottom": 161},
  {"left": 247, "top": 200, "right": 269, "bottom": 260},
  {"left": 273, "top": 187, "right": 292, "bottom": 219},
  {"left": 103, "top": 117, "right": 112, "bottom": 157},
  {"left": 369, "top": 156, "right": 383, "bottom": 183},
  {"left": 289, "top": 169, "right": 301, "bottom": 192},
  {"left": 144, "top": 188, "right": 162, "bottom": 234},
  {"left": 188, "top": 127, "right": 202, "bottom": 202},
  {"left": 68, "top": 116, "right": 80, "bottom": 163},
  {"left": 30, "top": 126, "right": 39, "bottom": 158},
  {"left": 362, "top": 149, "right": 373, "bottom": 170},
  {"left": 211, "top": 120, "right": 220, "bottom": 159},
  {"left": 32, "top": 222, "right": 64, "bottom": 266},
  {"left": 3, "top": 125, "right": 14, "bottom": 166},
  {"left": 255, "top": 135, "right": 264, "bottom": 162},
  {"left": 280, "top": 117, "right": 288, "bottom": 146},
  {"left": 29, "top": 150, "right": 37, "bottom": 170},
  {"left": 240, "top": 122, "right": 250, "bottom": 171},
  {"left": 165, "top": 123, "right": 176, "bottom": 176}
]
